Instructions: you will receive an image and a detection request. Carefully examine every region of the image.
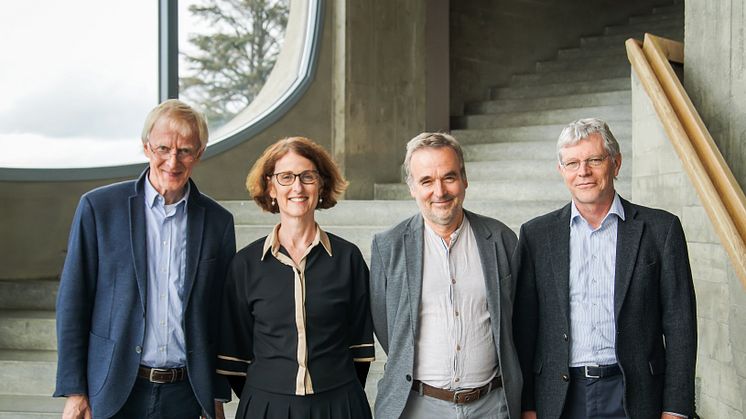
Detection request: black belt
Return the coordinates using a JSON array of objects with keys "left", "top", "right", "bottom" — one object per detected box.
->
[
  {"left": 569, "top": 364, "right": 621, "bottom": 379},
  {"left": 137, "top": 365, "right": 187, "bottom": 383},
  {"left": 411, "top": 376, "right": 502, "bottom": 404}
]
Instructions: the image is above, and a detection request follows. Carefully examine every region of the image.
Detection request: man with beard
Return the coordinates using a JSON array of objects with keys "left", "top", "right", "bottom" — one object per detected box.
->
[{"left": 369, "top": 132, "right": 522, "bottom": 419}]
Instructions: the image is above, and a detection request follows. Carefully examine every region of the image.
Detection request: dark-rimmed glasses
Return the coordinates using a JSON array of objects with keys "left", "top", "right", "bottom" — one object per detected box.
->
[{"left": 270, "top": 170, "right": 320, "bottom": 186}]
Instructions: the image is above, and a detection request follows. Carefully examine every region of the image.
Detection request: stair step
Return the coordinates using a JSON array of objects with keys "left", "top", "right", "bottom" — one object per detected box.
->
[
  {"left": 0, "top": 395, "right": 63, "bottom": 418},
  {"left": 652, "top": 4, "right": 684, "bottom": 14},
  {"left": 466, "top": 159, "right": 560, "bottom": 180},
  {"left": 556, "top": 45, "right": 627, "bottom": 60},
  {"left": 454, "top": 105, "right": 630, "bottom": 130},
  {"left": 536, "top": 54, "right": 630, "bottom": 73},
  {"left": 462, "top": 140, "right": 631, "bottom": 162},
  {"left": 580, "top": 27, "right": 683, "bottom": 47},
  {"left": 491, "top": 77, "right": 630, "bottom": 100},
  {"left": 629, "top": 9, "right": 683, "bottom": 24},
  {"left": 0, "top": 310, "right": 56, "bottom": 351},
  {"left": 510, "top": 66, "right": 630, "bottom": 86},
  {"left": 375, "top": 180, "right": 632, "bottom": 202},
  {"left": 467, "top": 91, "right": 630, "bottom": 115},
  {"left": 0, "top": 350, "right": 56, "bottom": 396},
  {"left": 604, "top": 18, "right": 683, "bottom": 35},
  {"left": 453, "top": 124, "right": 569, "bottom": 145},
  {"left": 0, "top": 280, "right": 58, "bottom": 311}
]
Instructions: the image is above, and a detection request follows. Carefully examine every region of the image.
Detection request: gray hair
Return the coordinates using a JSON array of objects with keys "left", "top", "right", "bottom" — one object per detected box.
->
[
  {"left": 141, "top": 99, "right": 209, "bottom": 150},
  {"left": 556, "top": 118, "right": 620, "bottom": 162},
  {"left": 403, "top": 132, "right": 467, "bottom": 184}
]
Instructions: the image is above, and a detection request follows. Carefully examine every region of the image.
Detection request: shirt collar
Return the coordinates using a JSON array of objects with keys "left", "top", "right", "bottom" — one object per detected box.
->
[
  {"left": 144, "top": 175, "right": 190, "bottom": 209},
  {"left": 570, "top": 192, "right": 625, "bottom": 227},
  {"left": 423, "top": 213, "right": 469, "bottom": 246},
  {"left": 261, "top": 223, "right": 333, "bottom": 261}
]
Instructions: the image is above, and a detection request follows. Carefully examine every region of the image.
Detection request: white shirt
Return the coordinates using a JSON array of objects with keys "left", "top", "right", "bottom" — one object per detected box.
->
[{"left": 414, "top": 216, "right": 499, "bottom": 389}]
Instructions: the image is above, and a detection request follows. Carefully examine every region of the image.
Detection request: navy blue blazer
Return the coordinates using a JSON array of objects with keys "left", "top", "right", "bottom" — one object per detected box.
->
[{"left": 54, "top": 170, "right": 236, "bottom": 418}]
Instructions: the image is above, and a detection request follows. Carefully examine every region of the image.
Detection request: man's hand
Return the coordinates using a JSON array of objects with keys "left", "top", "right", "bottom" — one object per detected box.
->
[
  {"left": 62, "top": 395, "right": 91, "bottom": 419},
  {"left": 521, "top": 411, "right": 537, "bottom": 419}
]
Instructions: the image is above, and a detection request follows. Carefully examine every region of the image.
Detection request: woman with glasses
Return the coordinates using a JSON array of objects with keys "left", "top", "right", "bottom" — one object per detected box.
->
[{"left": 217, "top": 137, "right": 374, "bottom": 419}]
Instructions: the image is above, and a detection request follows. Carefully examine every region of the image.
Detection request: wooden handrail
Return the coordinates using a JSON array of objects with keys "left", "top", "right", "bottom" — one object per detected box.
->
[{"left": 626, "top": 34, "right": 746, "bottom": 288}]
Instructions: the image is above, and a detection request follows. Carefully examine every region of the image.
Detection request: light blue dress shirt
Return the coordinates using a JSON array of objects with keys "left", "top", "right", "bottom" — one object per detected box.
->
[
  {"left": 141, "top": 179, "right": 189, "bottom": 368},
  {"left": 568, "top": 193, "right": 625, "bottom": 367}
]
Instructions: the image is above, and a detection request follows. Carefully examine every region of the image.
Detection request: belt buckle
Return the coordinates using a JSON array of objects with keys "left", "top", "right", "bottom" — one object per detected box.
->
[
  {"left": 453, "top": 388, "right": 479, "bottom": 404},
  {"left": 584, "top": 365, "right": 601, "bottom": 379},
  {"left": 149, "top": 367, "right": 172, "bottom": 383}
]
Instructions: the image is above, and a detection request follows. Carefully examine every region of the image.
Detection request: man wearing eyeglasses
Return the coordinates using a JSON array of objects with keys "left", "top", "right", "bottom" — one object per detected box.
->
[
  {"left": 513, "top": 118, "right": 697, "bottom": 419},
  {"left": 54, "top": 99, "right": 235, "bottom": 419}
]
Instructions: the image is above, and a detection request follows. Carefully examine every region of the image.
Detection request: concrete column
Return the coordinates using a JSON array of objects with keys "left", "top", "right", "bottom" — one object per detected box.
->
[{"left": 331, "top": 0, "right": 448, "bottom": 199}]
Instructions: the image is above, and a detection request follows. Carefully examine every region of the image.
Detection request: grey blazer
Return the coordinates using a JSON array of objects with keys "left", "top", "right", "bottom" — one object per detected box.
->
[
  {"left": 513, "top": 197, "right": 697, "bottom": 419},
  {"left": 370, "top": 210, "right": 523, "bottom": 419}
]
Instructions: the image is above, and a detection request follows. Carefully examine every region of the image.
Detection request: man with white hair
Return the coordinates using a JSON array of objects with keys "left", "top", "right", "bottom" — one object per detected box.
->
[{"left": 513, "top": 118, "right": 697, "bottom": 419}]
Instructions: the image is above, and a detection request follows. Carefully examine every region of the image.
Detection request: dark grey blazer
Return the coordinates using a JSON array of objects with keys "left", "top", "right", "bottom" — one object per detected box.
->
[
  {"left": 54, "top": 170, "right": 236, "bottom": 419},
  {"left": 513, "top": 197, "right": 697, "bottom": 419},
  {"left": 370, "top": 210, "right": 523, "bottom": 419}
]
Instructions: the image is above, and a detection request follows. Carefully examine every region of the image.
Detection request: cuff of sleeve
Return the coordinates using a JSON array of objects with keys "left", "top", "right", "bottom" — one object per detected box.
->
[{"left": 350, "top": 343, "right": 375, "bottom": 361}]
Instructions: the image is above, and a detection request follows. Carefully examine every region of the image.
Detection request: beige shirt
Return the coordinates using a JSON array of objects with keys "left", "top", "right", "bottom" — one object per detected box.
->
[{"left": 413, "top": 216, "right": 499, "bottom": 389}]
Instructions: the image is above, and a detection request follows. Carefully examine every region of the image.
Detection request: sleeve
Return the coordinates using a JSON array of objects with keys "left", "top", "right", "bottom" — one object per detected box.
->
[
  {"left": 216, "top": 253, "right": 254, "bottom": 393},
  {"left": 512, "top": 224, "right": 539, "bottom": 411},
  {"left": 54, "top": 196, "right": 98, "bottom": 397},
  {"left": 348, "top": 246, "right": 375, "bottom": 364},
  {"left": 213, "top": 215, "right": 237, "bottom": 401},
  {"left": 659, "top": 216, "right": 697, "bottom": 416},
  {"left": 369, "top": 236, "right": 389, "bottom": 354}
]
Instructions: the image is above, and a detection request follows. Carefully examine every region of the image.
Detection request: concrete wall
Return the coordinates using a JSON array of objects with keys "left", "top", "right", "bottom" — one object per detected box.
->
[
  {"left": 450, "top": 0, "right": 675, "bottom": 116},
  {"left": 0, "top": 0, "right": 441, "bottom": 279},
  {"left": 631, "top": 70, "right": 746, "bottom": 417}
]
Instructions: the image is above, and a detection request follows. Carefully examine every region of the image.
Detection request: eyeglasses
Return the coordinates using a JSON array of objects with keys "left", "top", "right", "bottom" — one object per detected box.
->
[
  {"left": 560, "top": 155, "right": 609, "bottom": 171},
  {"left": 270, "top": 170, "right": 320, "bottom": 186},
  {"left": 148, "top": 142, "right": 200, "bottom": 162}
]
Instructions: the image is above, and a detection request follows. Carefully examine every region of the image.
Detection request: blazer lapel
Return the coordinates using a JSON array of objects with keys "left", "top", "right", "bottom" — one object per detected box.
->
[
  {"left": 404, "top": 215, "right": 424, "bottom": 339},
  {"left": 467, "top": 211, "right": 502, "bottom": 344},
  {"left": 183, "top": 186, "right": 205, "bottom": 309},
  {"left": 549, "top": 204, "right": 572, "bottom": 325},
  {"left": 614, "top": 199, "right": 643, "bottom": 318},
  {"left": 129, "top": 176, "right": 148, "bottom": 314}
]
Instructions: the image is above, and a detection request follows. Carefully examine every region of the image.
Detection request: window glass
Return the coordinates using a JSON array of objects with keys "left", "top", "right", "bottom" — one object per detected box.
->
[
  {"left": 178, "top": 0, "right": 289, "bottom": 131},
  {"left": 0, "top": 1, "right": 158, "bottom": 169}
]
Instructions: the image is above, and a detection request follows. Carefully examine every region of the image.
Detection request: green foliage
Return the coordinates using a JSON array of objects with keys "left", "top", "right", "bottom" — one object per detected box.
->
[{"left": 180, "top": 0, "right": 289, "bottom": 128}]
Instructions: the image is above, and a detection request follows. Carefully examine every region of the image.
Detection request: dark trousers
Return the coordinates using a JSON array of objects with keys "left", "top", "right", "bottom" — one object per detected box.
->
[
  {"left": 109, "top": 377, "right": 202, "bottom": 419},
  {"left": 561, "top": 374, "right": 626, "bottom": 419}
]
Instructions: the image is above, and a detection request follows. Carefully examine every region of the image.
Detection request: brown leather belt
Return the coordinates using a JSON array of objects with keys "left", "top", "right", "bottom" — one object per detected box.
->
[
  {"left": 137, "top": 365, "right": 187, "bottom": 384},
  {"left": 411, "top": 376, "right": 502, "bottom": 404}
]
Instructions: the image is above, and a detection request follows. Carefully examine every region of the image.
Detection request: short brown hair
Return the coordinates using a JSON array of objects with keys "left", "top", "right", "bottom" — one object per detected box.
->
[{"left": 246, "top": 137, "right": 348, "bottom": 213}]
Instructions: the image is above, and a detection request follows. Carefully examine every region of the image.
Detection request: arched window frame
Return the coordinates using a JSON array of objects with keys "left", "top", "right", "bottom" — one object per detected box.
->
[{"left": 1, "top": 0, "right": 323, "bottom": 181}]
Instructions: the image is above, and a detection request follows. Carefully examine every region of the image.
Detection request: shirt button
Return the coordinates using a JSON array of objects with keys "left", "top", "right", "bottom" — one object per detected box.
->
[
  {"left": 455, "top": 310, "right": 460, "bottom": 317},
  {"left": 135, "top": 346, "right": 142, "bottom": 354},
  {"left": 562, "top": 374, "right": 569, "bottom": 382},
  {"left": 451, "top": 278, "right": 456, "bottom": 284},
  {"left": 456, "top": 345, "right": 461, "bottom": 351},
  {"left": 454, "top": 378, "right": 460, "bottom": 383}
]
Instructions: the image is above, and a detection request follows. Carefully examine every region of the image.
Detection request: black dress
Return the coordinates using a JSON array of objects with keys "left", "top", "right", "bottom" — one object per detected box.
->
[{"left": 217, "top": 225, "right": 374, "bottom": 419}]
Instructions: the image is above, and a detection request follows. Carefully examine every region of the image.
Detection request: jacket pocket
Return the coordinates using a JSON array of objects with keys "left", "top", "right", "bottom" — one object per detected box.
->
[
  {"left": 87, "top": 332, "right": 115, "bottom": 397},
  {"left": 648, "top": 357, "right": 666, "bottom": 375}
]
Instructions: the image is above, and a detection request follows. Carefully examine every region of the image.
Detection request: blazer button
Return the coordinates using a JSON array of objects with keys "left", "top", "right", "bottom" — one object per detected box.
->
[
  {"left": 405, "top": 374, "right": 412, "bottom": 382},
  {"left": 561, "top": 374, "right": 569, "bottom": 382},
  {"left": 563, "top": 333, "right": 569, "bottom": 342},
  {"left": 135, "top": 346, "right": 142, "bottom": 354}
]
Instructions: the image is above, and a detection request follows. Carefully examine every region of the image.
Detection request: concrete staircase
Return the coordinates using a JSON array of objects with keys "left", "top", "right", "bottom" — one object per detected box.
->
[
  {"left": 0, "top": 3, "right": 682, "bottom": 418},
  {"left": 0, "top": 279, "right": 62, "bottom": 418}
]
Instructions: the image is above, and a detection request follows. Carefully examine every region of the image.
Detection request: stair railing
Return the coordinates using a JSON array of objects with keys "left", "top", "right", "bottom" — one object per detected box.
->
[{"left": 626, "top": 33, "right": 746, "bottom": 288}]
